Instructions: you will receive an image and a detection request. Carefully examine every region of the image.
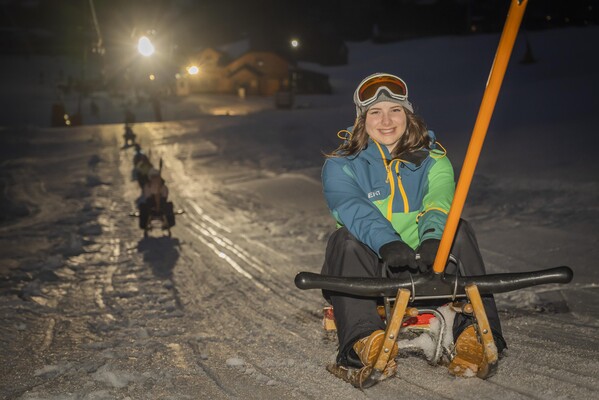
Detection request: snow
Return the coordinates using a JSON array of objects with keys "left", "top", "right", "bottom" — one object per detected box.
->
[
  {"left": 226, "top": 357, "right": 245, "bottom": 367},
  {"left": 1, "top": 25, "right": 599, "bottom": 399}
]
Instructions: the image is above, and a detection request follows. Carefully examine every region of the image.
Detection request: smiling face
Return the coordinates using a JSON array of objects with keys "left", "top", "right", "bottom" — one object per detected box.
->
[{"left": 364, "top": 101, "right": 408, "bottom": 153}]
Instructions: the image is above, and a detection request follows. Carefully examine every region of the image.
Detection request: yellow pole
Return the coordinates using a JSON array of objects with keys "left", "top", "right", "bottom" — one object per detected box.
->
[{"left": 433, "top": 0, "right": 528, "bottom": 274}]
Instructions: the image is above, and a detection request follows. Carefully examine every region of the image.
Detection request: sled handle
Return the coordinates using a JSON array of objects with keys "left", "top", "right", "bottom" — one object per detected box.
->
[
  {"left": 294, "top": 266, "right": 572, "bottom": 298},
  {"left": 433, "top": 0, "right": 528, "bottom": 274}
]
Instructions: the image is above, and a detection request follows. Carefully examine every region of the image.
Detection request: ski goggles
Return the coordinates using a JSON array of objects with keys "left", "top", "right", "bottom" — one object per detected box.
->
[{"left": 354, "top": 73, "right": 409, "bottom": 108}]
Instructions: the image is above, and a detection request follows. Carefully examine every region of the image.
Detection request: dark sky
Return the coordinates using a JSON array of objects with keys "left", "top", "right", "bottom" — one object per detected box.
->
[{"left": 1, "top": 0, "right": 597, "bottom": 60}]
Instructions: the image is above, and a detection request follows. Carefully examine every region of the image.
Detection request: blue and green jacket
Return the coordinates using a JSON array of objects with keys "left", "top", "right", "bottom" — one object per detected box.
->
[{"left": 322, "top": 131, "right": 455, "bottom": 256}]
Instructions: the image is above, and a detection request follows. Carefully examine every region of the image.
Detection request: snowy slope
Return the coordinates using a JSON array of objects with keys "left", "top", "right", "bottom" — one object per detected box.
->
[{"left": 1, "top": 25, "right": 598, "bottom": 399}]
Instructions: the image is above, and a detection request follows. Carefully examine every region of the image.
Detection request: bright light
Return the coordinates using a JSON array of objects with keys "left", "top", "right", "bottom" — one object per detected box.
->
[
  {"left": 137, "top": 36, "right": 155, "bottom": 57},
  {"left": 187, "top": 65, "right": 199, "bottom": 75},
  {"left": 290, "top": 39, "right": 300, "bottom": 48}
]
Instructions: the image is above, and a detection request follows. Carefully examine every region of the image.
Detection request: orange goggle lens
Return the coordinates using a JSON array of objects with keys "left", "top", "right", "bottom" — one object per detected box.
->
[{"left": 357, "top": 75, "right": 408, "bottom": 104}]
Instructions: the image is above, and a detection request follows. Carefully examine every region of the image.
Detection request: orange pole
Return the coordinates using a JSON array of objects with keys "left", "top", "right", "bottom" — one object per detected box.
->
[{"left": 433, "top": 0, "right": 528, "bottom": 274}]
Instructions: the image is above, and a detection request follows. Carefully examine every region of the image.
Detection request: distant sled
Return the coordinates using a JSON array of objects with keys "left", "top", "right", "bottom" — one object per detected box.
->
[
  {"left": 129, "top": 206, "right": 184, "bottom": 237},
  {"left": 128, "top": 209, "right": 184, "bottom": 217}
]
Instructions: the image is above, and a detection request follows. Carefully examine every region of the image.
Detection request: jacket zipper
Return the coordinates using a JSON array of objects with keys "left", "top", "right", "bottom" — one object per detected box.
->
[
  {"left": 393, "top": 161, "right": 410, "bottom": 213},
  {"left": 373, "top": 141, "right": 410, "bottom": 220}
]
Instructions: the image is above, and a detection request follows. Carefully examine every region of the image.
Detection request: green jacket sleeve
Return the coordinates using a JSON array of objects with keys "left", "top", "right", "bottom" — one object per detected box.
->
[{"left": 418, "top": 155, "right": 455, "bottom": 242}]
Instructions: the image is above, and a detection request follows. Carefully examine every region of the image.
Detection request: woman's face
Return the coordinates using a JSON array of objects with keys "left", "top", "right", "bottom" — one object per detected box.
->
[{"left": 364, "top": 101, "right": 407, "bottom": 152}]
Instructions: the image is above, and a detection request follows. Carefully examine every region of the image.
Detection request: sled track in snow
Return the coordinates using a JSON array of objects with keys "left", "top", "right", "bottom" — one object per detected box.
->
[{"left": 176, "top": 196, "right": 319, "bottom": 306}]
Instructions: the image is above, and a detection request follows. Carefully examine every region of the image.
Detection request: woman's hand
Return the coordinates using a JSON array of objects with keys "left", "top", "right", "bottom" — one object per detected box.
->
[
  {"left": 379, "top": 241, "right": 417, "bottom": 268},
  {"left": 416, "top": 239, "right": 441, "bottom": 273}
]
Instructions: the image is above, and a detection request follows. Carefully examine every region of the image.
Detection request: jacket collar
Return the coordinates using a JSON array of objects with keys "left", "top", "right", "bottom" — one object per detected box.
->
[
  {"left": 357, "top": 139, "right": 428, "bottom": 168},
  {"left": 397, "top": 149, "right": 429, "bottom": 167}
]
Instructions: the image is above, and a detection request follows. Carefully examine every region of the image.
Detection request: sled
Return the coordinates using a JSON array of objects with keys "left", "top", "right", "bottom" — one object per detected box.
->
[
  {"left": 296, "top": 265, "right": 573, "bottom": 387},
  {"left": 294, "top": 0, "right": 574, "bottom": 389},
  {"left": 128, "top": 209, "right": 184, "bottom": 217},
  {"left": 144, "top": 213, "right": 172, "bottom": 238},
  {"left": 129, "top": 204, "right": 184, "bottom": 237}
]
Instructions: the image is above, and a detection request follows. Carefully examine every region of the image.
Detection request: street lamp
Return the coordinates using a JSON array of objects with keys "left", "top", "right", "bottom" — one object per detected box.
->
[{"left": 137, "top": 36, "right": 155, "bottom": 57}]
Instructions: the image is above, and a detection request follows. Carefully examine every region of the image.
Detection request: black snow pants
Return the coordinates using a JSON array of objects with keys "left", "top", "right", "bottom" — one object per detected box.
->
[{"left": 321, "top": 219, "right": 506, "bottom": 367}]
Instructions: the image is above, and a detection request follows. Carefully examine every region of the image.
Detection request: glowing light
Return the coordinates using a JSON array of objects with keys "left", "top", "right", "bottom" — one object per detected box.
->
[
  {"left": 187, "top": 65, "right": 199, "bottom": 75},
  {"left": 137, "top": 36, "right": 155, "bottom": 57}
]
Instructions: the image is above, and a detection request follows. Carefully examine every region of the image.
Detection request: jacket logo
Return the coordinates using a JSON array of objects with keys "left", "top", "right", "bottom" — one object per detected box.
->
[{"left": 368, "top": 190, "right": 381, "bottom": 199}]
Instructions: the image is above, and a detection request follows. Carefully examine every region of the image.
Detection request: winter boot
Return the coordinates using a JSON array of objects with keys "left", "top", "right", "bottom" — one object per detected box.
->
[
  {"left": 353, "top": 329, "right": 399, "bottom": 377},
  {"left": 326, "top": 330, "right": 399, "bottom": 388},
  {"left": 447, "top": 325, "right": 486, "bottom": 378}
]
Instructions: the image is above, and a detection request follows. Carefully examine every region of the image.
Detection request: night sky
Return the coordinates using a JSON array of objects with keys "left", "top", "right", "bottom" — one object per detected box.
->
[{"left": 1, "top": 0, "right": 597, "bottom": 65}]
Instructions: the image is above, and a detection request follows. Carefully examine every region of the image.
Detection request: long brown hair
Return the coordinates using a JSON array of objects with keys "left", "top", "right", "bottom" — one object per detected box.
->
[{"left": 326, "top": 108, "right": 430, "bottom": 158}]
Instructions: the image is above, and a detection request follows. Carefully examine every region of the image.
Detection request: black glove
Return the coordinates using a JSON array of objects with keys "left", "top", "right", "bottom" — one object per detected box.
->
[
  {"left": 416, "top": 239, "right": 440, "bottom": 274},
  {"left": 379, "top": 240, "right": 417, "bottom": 269}
]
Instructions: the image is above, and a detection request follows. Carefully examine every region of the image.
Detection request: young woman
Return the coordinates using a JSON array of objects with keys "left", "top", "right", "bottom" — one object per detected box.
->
[{"left": 321, "top": 72, "right": 506, "bottom": 380}]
